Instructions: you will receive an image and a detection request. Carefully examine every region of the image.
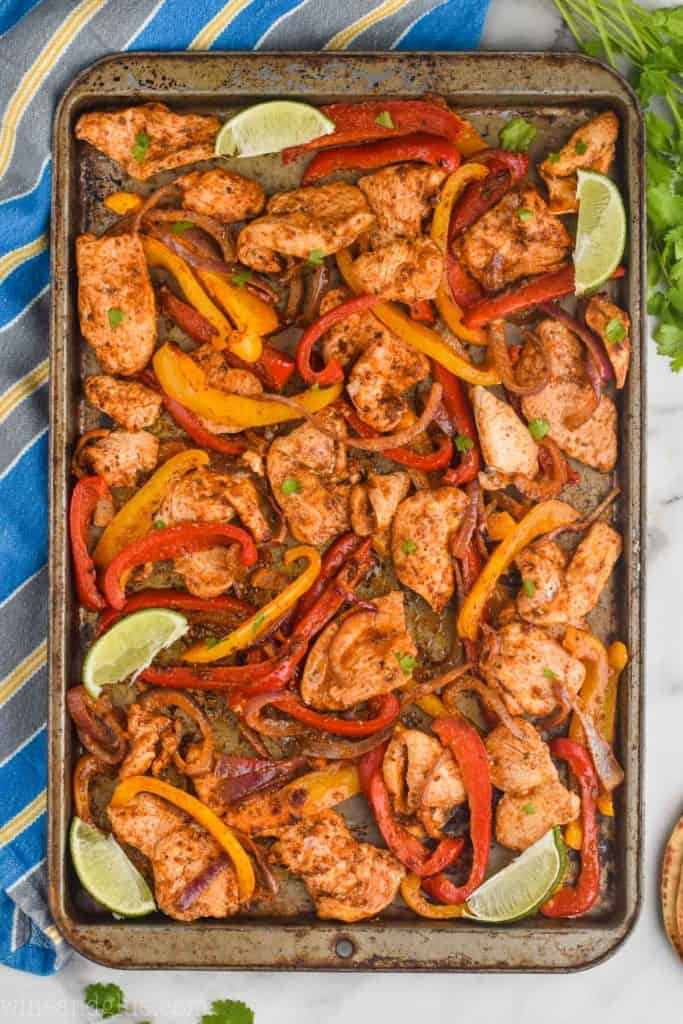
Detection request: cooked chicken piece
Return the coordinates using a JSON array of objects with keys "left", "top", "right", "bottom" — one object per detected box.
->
[
  {"left": 350, "top": 471, "right": 411, "bottom": 555},
  {"left": 455, "top": 187, "right": 571, "bottom": 293},
  {"left": 392, "top": 487, "right": 468, "bottom": 611},
  {"left": 300, "top": 592, "right": 416, "bottom": 710},
  {"left": 174, "top": 547, "right": 245, "bottom": 600},
  {"left": 383, "top": 725, "right": 465, "bottom": 838},
  {"left": 521, "top": 319, "right": 618, "bottom": 473},
  {"left": 77, "top": 234, "right": 156, "bottom": 376},
  {"left": 486, "top": 718, "right": 557, "bottom": 794},
  {"left": 496, "top": 781, "right": 580, "bottom": 851},
  {"left": 358, "top": 163, "right": 447, "bottom": 243},
  {"left": 565, "top": 522, "right": 622, "bottom": 623},
  {"left": 118, "top": 704, "right": 180, "bottom": 780},
  {"left": 266, "top": 408, "right": 351, "bottom": 547},
  {"left": 516, "top": 538, "right": 570, "bottom": 626},
  {"left": 585, "top": 294, "right": 631, "bottom": 389},
  {"left": 84, "top": 375, "right": 162, "bottom": 431},
  {"left": 191, "top": 345, "right": 263, "bottom": 435},
  {"left": 270, "top": 810, "right": 404, "bottom": 922},
  {"left": 472, "top": 385, "right": 539, "bottom": 477},
  {"left": 76, "top": 102, "right": 219, "bottom": 180},
  {"left": 225, "top": 772, "right": 357, "bottom": 836},
  {"left": 347, "top": 332, "right": 430, "bottom": 432},
  {"left": 108, "top": 794, "right": 239, "bottom": 921},
  {"left": 539, "top": 111, "right": 618, "bottom": 214},
  {"left": 478, "top": 621, "right": 585, "bottom": 717},
  {"left": 319, "top": 288, "right": 392, "bottom": 367},
  {"left": 80, "top": 430, "right": 159, "bottom": 488},
  {"left": 351, "top": 237, "right": 442, "bottom": 304},
  {"left": 176, "top": 168, "right": 265, "bottom": 223},
  {"left": 237, "top": 183, "right": 374, "bottom": 272}
]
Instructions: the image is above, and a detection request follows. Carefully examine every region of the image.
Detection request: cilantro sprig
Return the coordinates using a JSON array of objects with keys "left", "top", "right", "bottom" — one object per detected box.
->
[
  {"left": 84, "top": 983, "right": 125, "bottom": 1019},
  {"left": 499, "top": 117, "right": 537, "bottom": 152},
  {"left": 552, "top": 0, "right": 683, "bottom": 371}
]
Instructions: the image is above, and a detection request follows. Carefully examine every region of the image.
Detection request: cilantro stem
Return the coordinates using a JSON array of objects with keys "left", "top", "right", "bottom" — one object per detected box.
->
[
  {"left": 554, "top": 0, "right": 590, "bottom": 48},
  {"left": 588, "top": 0, "right": 616, "bottom": 65},
  {"left": 614, "top": 0, "right": 646, "bottom": 58},
  {"left": 666, "top": 91, "right": 683, "bottom": 136}
]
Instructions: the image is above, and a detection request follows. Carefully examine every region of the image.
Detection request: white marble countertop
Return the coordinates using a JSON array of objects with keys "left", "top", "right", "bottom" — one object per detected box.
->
[{"left": 4, "top": 0, "right": 683, "bottom": 1018}]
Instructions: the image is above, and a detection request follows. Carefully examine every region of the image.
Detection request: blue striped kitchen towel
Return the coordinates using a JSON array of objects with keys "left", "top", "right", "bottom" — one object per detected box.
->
[{"left": 0, "top": 0, "right": 491, "bottom": 974}]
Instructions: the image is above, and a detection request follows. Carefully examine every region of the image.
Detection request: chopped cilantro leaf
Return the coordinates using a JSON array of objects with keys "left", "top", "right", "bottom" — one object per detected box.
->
[
  {"left": 153, "top": 519, "right": 166, "bottom": 530},
  {"left": 522, "top": 802, "right": 536, "bottom": 816},
  {"left": 107, "top": 307, "right": 125, "bottom": 329},
  {"left": 394, "top": 651, "right": 416, "bottom": 676},
  {"left": 307, "top": 248, "right": 325, "bottom": 265},
  {"left": 455, "top": 433, "right": 474, "bottom": 452},
  {"left": 252, "top": 612, "right": 266, "bottom": 632},
  {"left": 131, "top": 130, "right": 150, "bottom": 164},
  {"left": 281, "top": 477, "right": 301, "bottom": 495},
  {"left": 499, "top": 117, "right": 537, "bottom": 152},
  {"left": 546, "top": 151, "right": 561, "bottom": 164},
  {"left": 517, "top": 208, "right": 533, "bottom": 222},
  {"left": 605, "top": 317, "right": 627, "bottom": 344},
  {"left": 401, "top": 539, "right": 417, "bottom": 555},
  {"left": 231, "top": 267, "right": 253, "bottom": 287},
  {"left": 205, "top": 636, "right": 220, "bottom": 649},
  {"left": 522, "top": 578, "right": 536, "bottom": 597},
  {"left": 200, "top": 999, "right": 254, "bottom": 1024},
  {"left": 528, "top": 418, "right": 549, "bottom": 441},
  {"left": 170, "top": 220, "right": 194, "bottom": 234},
  {"left": 375, "top": 110, "right": 394, "bottom": 129},
  {"left": 84, "top": 983, "right": 125, "bottom": 1019},
  {"left": 543, "top": 667, "right": 557, "bottom": 680},
  {"left": 574, "top": 139, "right": 588, "bottom": 155}
]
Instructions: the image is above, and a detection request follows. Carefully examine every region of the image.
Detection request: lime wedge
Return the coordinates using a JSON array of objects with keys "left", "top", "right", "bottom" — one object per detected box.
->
[
  {"left": 82, "top": 608, "right": 188, "bottom": 698},
  {"left": 70, "top": 817, "right": 156, "bottom": 917},
  {"left": 573, "top": 169, "right": 626, "bottom": 295},
  {"left": 215, "top": 101, "right": 335, "bottom": 159},
  {"left": 465, "top": 828, "right": 566, "bottom": 923}
]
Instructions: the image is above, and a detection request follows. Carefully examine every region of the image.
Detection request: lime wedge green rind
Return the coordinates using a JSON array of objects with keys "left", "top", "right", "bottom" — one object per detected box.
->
[
  {"left": 82, "top": 608, "right": 189, "bottom": 698},
  {"left": 573, "top": 169, "right": 626, "bottom": 296},
  {"left": 465, "top": 827, "right": 567, "bottom": 923},
  {"left": 70, "top": 817, "right": 156, "bottom": 917},
  {"left": 215, "top": 101, "right": 335, "bottom": 159}
]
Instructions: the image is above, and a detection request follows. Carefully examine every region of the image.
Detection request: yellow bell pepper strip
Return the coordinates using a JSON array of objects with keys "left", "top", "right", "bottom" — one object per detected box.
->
[
  {"left": 225, "top": 765, "right": 361, "bottom": 836},
  {"left": 153, "top": 342, "right": 342, "bottom": 428},
  {"left": 416, "top": 693, "right": 450, "bottom": 718},
  {"left": 198, "top": 269, "right": 278, "bottom": 338},
  {"left": 430, "top": 163, "right": 489, "bottom": 347},
  {"left": 184, "top": 545, "right": 321, "bottom": 664},
  {"left": 599, "top": 642, "right": 628, "bottom": 817},
  {"left": 92, "top": 448, "right": 209, "bottom": 570},
  {"left": 336, "top": 247, "right": 499, "bottom": 387},
  {"left": 142, "top": 236, "right": 234, "bottom": 349},
  {"left": 400, "top": 872, "right": 468, "bottom": 919},
  {"left": 110, "top": 775, "right": 255, "bottom": 902},
  {"left": 104, "top": 191, "right": 143, "bottom": 215},
  {"left": 457, "top": 500, "right": 579, "bottom": 641},
  {"left": 486, "top": 510, "right": 518, "bottom": 542}
]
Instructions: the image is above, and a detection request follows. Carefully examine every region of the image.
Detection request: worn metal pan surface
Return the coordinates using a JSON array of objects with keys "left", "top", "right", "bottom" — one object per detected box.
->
[{"left": 48, "top": 51, "right": 645, "bottom": 971}]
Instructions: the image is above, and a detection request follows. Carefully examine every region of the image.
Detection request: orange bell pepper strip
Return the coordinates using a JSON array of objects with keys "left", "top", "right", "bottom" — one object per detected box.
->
[
  {"left": 457, "top": 500, "right": 579, "bottom": 641},
  {"left": 104, "top": 191, "right": 143, "bottom": 215},
  {"left": 184, "top": 545, "right": 321, "bottom": 663},
  {"left": 110, "top": 776, "right": 255, "bottom": 901},
  {"left": 486, "top": 510, "right": 518, "bottom": 542},
  {"left": 153, "top": 343, "right": 342, "bottom": 428},
  {"left": 401, "top": 872, "right": 468, "bottom": 919},
  {"left": 92, "top": 448, "right": 209, "bottom": 570},
  {"left": 430, "top": 163, "right": 489, "bottom": 347},
  {"left": 599, "top": 642, "right": 628, "bottom": 816},
  {"left": 336, "top": 248, "right": 500, "bottom": 387}
]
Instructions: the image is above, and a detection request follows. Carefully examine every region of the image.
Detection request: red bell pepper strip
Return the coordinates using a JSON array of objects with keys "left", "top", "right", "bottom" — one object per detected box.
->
[
  {"left": 140, "top": 641, "right": 308, "bottom": 694},
  {"left": 141, "top": 370, "right": 246, "bottom": 456},
  {"left": 262, "top": 691, "right": 400, "bottom": 738},
  {"left": 409, "top": 299, "right": 437, "bottom": 324},
  {"left": 345, "top": 408, "right": 454, "bottom": 472},
  {"left": 431, "top": 361, "right": 481, "bottom": 486},
  {"left": 294, "top": 532, "right": 363, "bottom": 622},
  {"left": 292, "top": 537, "right": 373, "bottom": 642},
  {"left": 283, "top": 100, "right": 468, "bottom": 163},
  {"left": 541, "top": 737, "right": 601, "bottom": 918},
  {"left": 69, "top": 476, "right": 112, "bottom": 611},
  {"left": 420, "top": 715, "right": 492, "bottom": 905},
  {"left": 96, "top": 589, "right": 255, "bottom": 636},
  {"left": 463, "top": 265, "right": 626, "bottom": 329},
  {"left": 302, "top": 133, "right": 461, "bottom": 184},
  {"left": 159, "top": 286, "right": 295, "bottom": 392},
  {"left": 103, "top": 523, "right": 258, "bottom": 610},
  {"left": 296, "top": 294, "right": 380, "bottom": 386},
  {"left": 445, "top": 257, "right": 483, "bottom": 310},
  {"left": 449, "top": 151, "right": 528, "bottom": 238},
  {"left": 469, "top": 148, "right": 529, "bottom": 179},
  {"left": 359, "top": 744, "right": 465, "bottom": 875}
]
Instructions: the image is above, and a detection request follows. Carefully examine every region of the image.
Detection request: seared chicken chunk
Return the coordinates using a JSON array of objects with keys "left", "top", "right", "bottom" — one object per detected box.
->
[
  {"left": 486, "top": 718, "right": 557, "bottom": 794},
  {"left": 76, "top": 102, "right": 219, "bottom": 180},
  {"left": 496, "top": 781, "right": 580, "bottom": 851},
  {"left": 118, "top": 704, "right": 180, "bottom": 780},
  {"left": 351, "top": 237, "right": 442, "bottom": 304},
  {"left": 383, "top": 725, "right": 465, "bottom": 838},
  {"left": 472, "top": 385, "right": 539, "bottom": 477},
  {"left": 80, "top": 430, "right": 159, "bottom": 489},
  {"left": 350, "top": 471, "right": 411, "bottom": 555},
  {"left": 455, "top": 187, "right": 571, "bottom": 293},
  {"left": 585, "top": 294, "right": 631, "bottom": 389},
  {"left": 108, "top": 794, "right": 239, "bottom": 921},
  {"left": 540, "top": 112, "right": 618, "bottom": 214},
  {"left": 237, "top": 183, "right": 374, "bottom": 272},
  {"left": 300, "top": 591, "right": 416, "bottom": 710},
  {"left": 478, "top": 620, "right": 585, "bottom": 717},
  {"left": 77, "top": 234, "right": 156, "bottom": 376},
  {"left": 266, "top": 409, "right": 351, "bottom": 547},
  {"left": 347, "top": 331, "right": 430, "bottom": 432},
  {"left": 521, "top": 319, "right": 618, "bottom": 472},
  {"left": 191, "top": 345, "right": 263, "bottom": 435},
  {"left": 319, "top": 287, "right": 392, "bottom": 368},
  {"left": 565, "top": 521, "right": 622, "bottom": 623},
  {"left": 358, "top": 163, "right": 447, "bottom": 243},
  {"left": 84, "top": 375, "right": 162, "bottom": 431},
  {"left": 392, "top": 487, "right": 468, "bottom": 611},
  {"left": 176, "top": 168, "right": 265, "bottom": 223},
  {"left": 271, "top": 810, "right": 404, "bottom": 922}
]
